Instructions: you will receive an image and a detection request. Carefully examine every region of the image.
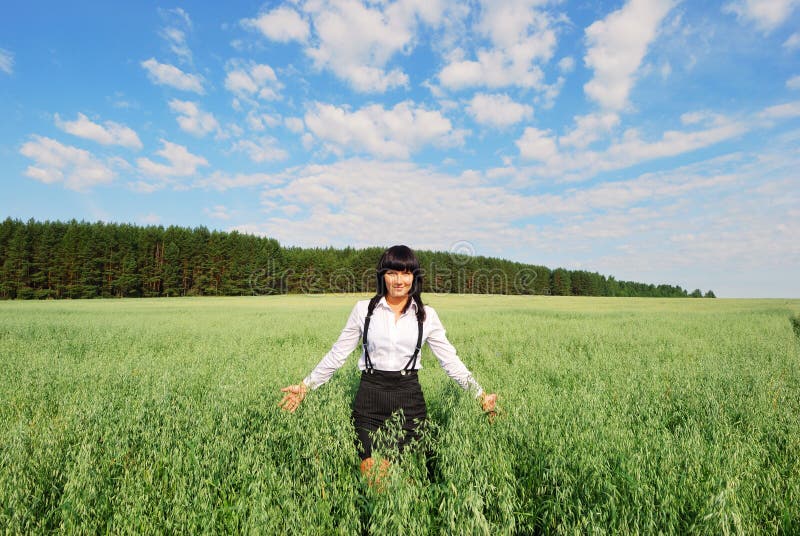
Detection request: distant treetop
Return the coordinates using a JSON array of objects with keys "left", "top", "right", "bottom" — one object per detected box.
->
[{"left": 0, "top": 218, "right": 713, "bottom": 299}]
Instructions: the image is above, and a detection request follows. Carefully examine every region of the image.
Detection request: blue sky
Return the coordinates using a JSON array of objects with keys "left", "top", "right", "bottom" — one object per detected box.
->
[{"left": 1, "top": 0, "right": 799, "bottom": 297}]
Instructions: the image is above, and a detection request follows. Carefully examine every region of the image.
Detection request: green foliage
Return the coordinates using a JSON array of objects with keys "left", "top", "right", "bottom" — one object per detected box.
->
[
  {"left": 0, "top": 218, "right": 696, "bottom": 300},
  {"left": 1, "top": 295, "right": 798, "bottom": 533},
  {"left": 790, "top": 314, "right": 800, "bottom": 340}
]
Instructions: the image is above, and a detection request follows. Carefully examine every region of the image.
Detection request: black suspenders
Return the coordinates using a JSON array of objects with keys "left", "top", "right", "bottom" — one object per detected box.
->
[{"left": 363, "top": 305, "right": 423, "bottom": 375}]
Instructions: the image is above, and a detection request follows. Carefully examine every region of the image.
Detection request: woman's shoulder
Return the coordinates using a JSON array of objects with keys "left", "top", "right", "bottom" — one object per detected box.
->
[{"left": 353, "top": 298, "right": 378, "bottom": 315}]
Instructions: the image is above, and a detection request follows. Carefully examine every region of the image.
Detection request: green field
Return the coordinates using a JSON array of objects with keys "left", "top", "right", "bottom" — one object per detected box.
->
[{"left": 1, "top": 295, "right": 799, "bottom": 534}]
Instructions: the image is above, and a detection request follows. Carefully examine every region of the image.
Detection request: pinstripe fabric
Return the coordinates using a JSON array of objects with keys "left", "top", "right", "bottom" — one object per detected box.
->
[{"left": 352, "top": 370, "right": 427, "bottom": 460}]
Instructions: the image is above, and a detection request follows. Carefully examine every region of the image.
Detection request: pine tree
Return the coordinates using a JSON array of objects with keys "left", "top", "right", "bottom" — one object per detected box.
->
[
  {"left": 551, "top": 268, "right": 571, "bottom": 296},
  {"left": 30, "top": 220, "right": 61, "bottom": 298},
  {"left": 3, "top": 224, "right": 33, "bottom": 298}
]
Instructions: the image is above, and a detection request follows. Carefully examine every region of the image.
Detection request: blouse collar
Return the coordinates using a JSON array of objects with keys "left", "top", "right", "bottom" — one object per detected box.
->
[{"left": 378, "top": 295, "right": 417, "bottom": 312}]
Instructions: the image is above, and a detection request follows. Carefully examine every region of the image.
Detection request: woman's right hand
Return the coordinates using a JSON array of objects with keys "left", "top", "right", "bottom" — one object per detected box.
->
[{"left": 279, "top": 382, "right": 308, "bottom": 413}]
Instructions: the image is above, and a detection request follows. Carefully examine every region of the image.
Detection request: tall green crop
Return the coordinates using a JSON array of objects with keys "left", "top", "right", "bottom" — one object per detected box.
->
[{"left": 1, "top": 296, "right": 798, "bottom": 533}]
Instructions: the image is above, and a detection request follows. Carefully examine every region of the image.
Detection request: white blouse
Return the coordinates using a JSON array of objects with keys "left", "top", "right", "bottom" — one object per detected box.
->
[{"left": 303, "top": 297, "right": 483, "bottom": 397}]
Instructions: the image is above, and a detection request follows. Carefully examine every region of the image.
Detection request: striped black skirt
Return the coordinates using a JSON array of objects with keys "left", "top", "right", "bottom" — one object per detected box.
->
[{"left": 351, "top": 369, "right": 427, "bottom": 460}]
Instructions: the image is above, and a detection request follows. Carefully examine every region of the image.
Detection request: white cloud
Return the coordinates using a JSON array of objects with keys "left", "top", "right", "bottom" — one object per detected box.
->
[
  {"left": 724, "top": 0, "right": 800, "bottom": 33},
  {"left": 19, "top": 135, "right": 115, "bottom": 191},
  {"left": 242, "top": 7, "right": 310, "bottom": 43},
  {"left": 162, "top": 7, "right": 191, "bottom": 29},
  {"left": 193, "top": 171, "right": 283, "bottom": 192},
  {"left": 194, "top": 171, "right": 281, "bottom": 191},
  {"left": 301, "top": 0, "right": 448, "bottom": 93},
  {"left": 438, "top": 53, "right": 483, "bottom": 89},
  {"left": 759, "top": 100, "right": 800, "bottom": 119},
  {"left": 235, "top": 152, "right": 749, "bottom": 249},
  {"left": 586, "top": 151, "right": 800, "bottom": 297},
  {"left": 516, "top": 127, "right": 558, "bottom": 161},
  {"left": 129, "top": 181, "right": 163, "bottom": 194},
  {"left": 248, "top": 159, "right": 528, "bottom": 248},
  {"left": 241, "top": 1, "right": 452, "bottom": 93},
  {"left": 558, "top": 56, "right": 575, "bottom": 73},
  {"left": 137, "top": 139, "right": 208, "bottom": 183},
  {"left": 232, "top": 137, "right": 288, "bottom": 163},
  {"left": 0, "top": 48, "right": 13, "bottom": 75},
  {"left": 476, "top": 0, "right": 550, "bottom": 49},
  {"left": 159, "top": 7, "right": 193, "bottom": 63},
  {"left": 141, "top": 58, "right": 204, "bottom": 93},
  {"left": 528, "top": 102, "right": 800, "bottom": 182},
  {"left": 55, "top": 113, "right": 142, "bottom": 149},
  {"left": 602, "top": 122, "right": 748, "bottom": 169},
  {"left": 785, "top": 31, "right": 800, "bottom": 49},
  {"left": 438, "top": 1, "right": 557, "bottom": 91},
  {"left": 247, "top": 111, "right": 281, "bottom": 131},
  {"left": 516, "top": 116, "right": 747, "bottom": 180},
  {"left": 161, "top": 27, "right": 191, "bottom": 63},
  {"left": 787, "top": 75, "right": 800, "bottom": 90},
  {"left": 466, "top": 93, "right": 533, "bottom": 128},
  {"left": 304, "top": 101, "right": 463, "bottom": 159},
  {"left": 109, "top": 91, "right": 137, "bottom": 110},
  {"left": 285, "top": 117, "right": 305, "bottom": 134},
  {"left": 204, "top": 205, "right": 232, "bottom": 220},
  {"left": 559, "top": 113, "right": 620, "bottom": 148},
  {"left": 227, "top": 123, "right": 245, "bottom": 138},
  {"left": 139, "top": 213, "right": 162, "bottom": 224},
  {"left": 304, "top": 3, "right": 410, "bottom": 92},
  {"left": 168, "top": 99, "right": 220, "bottom": 137},
  {"left": 583, "top": 0, "right": 676, "bottom": 110},
  {"left": 225, "top": 61, "right": 282, "bottom": 101},
  {"left": 476, "top": 0, "right": 560, "bottom": 79},
  {"left": 301, "top": 132, "right": 314, "bottom": 150},
  {"left": 681, "top": 111, "right": 709, "bottom": 125},
  {"left": 241, "top": 0, "right": 468, "bottom": 93}
]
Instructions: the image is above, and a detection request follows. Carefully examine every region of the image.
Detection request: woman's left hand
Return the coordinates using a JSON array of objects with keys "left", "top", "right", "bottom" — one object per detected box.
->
[
  {"left": 279, "top": 382, "right": 308, "bottom": 413},
  {"left": 480, "top": 393, "right": 498, "bottom": 420}
]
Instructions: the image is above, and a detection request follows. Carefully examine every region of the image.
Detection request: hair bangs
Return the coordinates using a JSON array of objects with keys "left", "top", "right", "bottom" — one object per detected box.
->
[{"left": 377, "top": 245, "right": 420, "bottom": 274}]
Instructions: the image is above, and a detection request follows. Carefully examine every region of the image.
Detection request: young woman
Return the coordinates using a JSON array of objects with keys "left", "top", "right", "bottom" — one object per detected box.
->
[{"left": 279, "top": 245, "right": 497, "bottom": 481}]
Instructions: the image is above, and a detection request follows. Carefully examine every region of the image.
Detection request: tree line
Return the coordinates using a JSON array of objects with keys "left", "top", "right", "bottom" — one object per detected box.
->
[{"left": 0, "top": 218, "right": 715, "bottom": 299}]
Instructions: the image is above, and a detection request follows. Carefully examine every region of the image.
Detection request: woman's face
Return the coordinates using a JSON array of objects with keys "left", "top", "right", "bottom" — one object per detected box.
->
[{"left": 384, "top": 269, "right": 414, "bottom": 299}]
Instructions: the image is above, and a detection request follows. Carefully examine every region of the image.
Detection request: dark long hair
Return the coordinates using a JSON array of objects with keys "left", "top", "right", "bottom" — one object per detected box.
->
[{"left": 368, "top": 245, "right": 426, "bottom": 322}]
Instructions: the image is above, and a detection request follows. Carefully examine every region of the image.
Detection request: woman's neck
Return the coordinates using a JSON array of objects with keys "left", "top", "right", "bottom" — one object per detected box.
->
[{"left": 385, "top": 294, "right": 409, "bottom": 310}]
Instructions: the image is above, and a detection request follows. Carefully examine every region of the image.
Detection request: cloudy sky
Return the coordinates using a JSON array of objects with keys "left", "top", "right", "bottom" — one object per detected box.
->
[{"left": 1, "top": 0, "right": 799, "bottom": 297}]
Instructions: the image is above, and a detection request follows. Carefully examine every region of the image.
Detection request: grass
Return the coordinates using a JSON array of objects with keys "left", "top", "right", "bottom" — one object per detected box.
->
[{"left": 1, "top": 295, "right": 799, "bottom": 534}]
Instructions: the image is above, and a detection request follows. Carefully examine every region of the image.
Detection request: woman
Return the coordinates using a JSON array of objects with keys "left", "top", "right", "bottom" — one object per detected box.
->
[{"left": 279, "top": 245, "right": 497, "bottom": 482}]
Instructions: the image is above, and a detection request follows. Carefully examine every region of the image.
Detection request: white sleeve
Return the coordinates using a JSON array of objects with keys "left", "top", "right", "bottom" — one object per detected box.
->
[
  {"left": 424, "top": 307, "right": 483, "bottom": 397},
  {"left": 303, "top": 302, "right": 363, "bottom": 389}
]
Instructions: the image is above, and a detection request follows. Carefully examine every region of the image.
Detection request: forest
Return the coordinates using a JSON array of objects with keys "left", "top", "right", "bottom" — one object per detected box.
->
[{"left": 0, "top": 218, "right": 713, "bottom": 299}]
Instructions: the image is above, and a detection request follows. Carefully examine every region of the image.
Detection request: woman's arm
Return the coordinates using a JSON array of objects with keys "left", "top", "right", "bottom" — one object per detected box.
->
[
  {"left": 425, "top": 306, "right": 498, "bottom": 416},
  {"left": 302, "top": 302, "right": 363, "bottom": 388},
  {"left": 424, "top": 306, "right": 484, "bottom": 395},
  {"left": 279, "top": 302, "right": 363, "bottom": 412}
]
